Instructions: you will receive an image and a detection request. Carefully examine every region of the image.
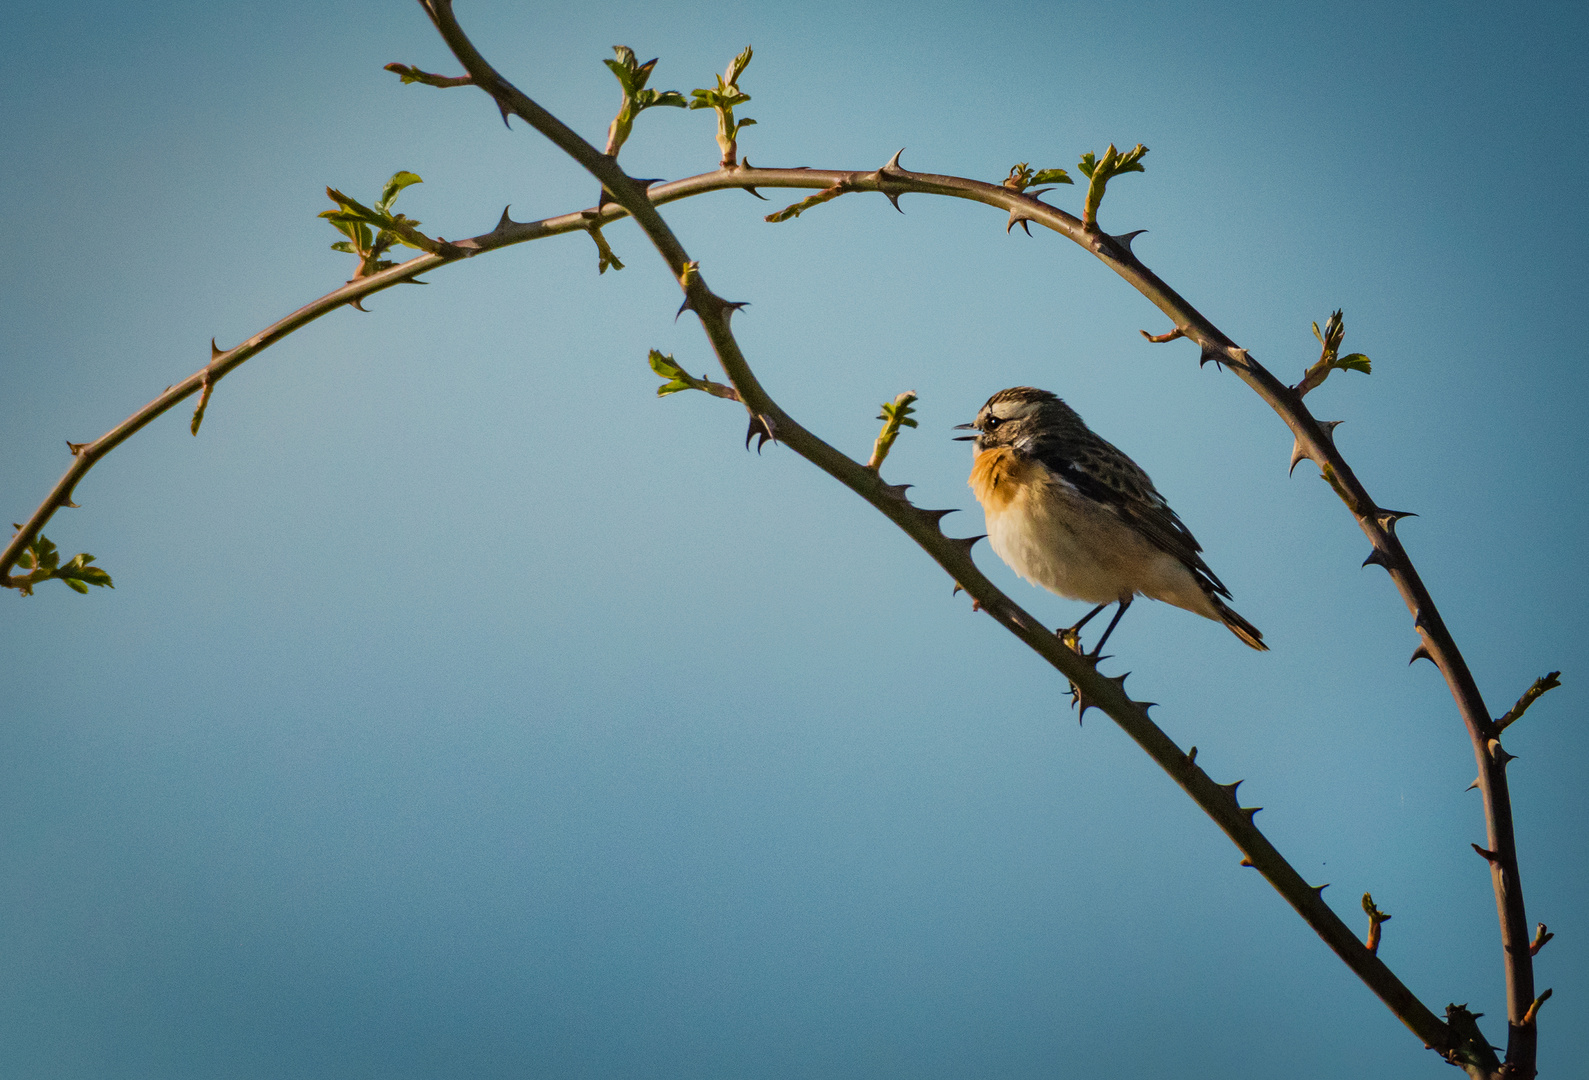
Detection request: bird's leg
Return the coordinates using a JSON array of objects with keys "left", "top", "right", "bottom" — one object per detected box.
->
[
  {"left": 1088, "top": 597, "right": 1134, "bottom": 657},
  {"left": 1058, "top": 603, "right": 1108, "bottom": 652}
]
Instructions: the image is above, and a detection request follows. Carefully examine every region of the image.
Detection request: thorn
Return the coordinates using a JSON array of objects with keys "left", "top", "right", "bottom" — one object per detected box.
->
[
  {"left": 1220, "top": 779, "right": 1243, "bottom": 801},
  {"left": 1466, "top": 776, "right": 1480, "bottom": 791},
  {"left": 1319, "top": 419, "right": 1344, "bottom": 442},
  {"left": 1199, "top": 345, "right": 1225, "bottom": 370},
  {"left": 744, "top": 413, "right": 777, "bottom": 452},
  {"left": 1240, "top": 806, "right": 1263, "bottom": 822},
  {"left": 1186, "top": 746, "right": 1197, "bottom": 764},
  {"left": 1471, "top": 843, "right": 1500, "bottom": 862},
  {"left": 1106, "top": 671, "right": 1131, "bottom": 691},
  {"left": 1522, "top": 988, "right": 1552, "bottom": 1027},
  {"left": 1362, "top": 548, "right": 1389, "bottom": 569},
  {"left": 676, "top": 294, "right": 695, "bottom": 321},
  {"left": 1312, "top": 882, "right": 1330, "bottom": 894},
  {"left": 496, "top": 205, "right": 521, "bottom": 231},
  {"left": 1491, "top": 745, "right": 1517, "bottom": 767},
  {"left": 1069, "top": 684, "right": 1096, "bottom": 724},
  {"left": 66, "top": 440, "right": 89, "bottom": 456},
  {"left": 743, "top": 186, "right": 768, "bottom": 200},
  {"left": 1110, "top": 229, "right": 1147, "bottom": 254},
  {"left": 1130, "top": 701, "right": 1157, "bottom": 715},
  {"left": 1288, "top": 434, "right": 1311, "bottom": 476},
  {"left": 1006, "top": 209, "right": 1032, "bottom": 235},
  {"left": 1239, "top": 857, "right": 1254, "bottom": 867},
  {"left": 497, "top": 99, "right": 513, "bottom": 129},
  {"left": 918, "top": 507, "right": 959, "bottom": 529},
  {"left": 210, "top": 338, "right": 226, "bottom": 361},
  {"left": 1530, "top": 923, "right": 1553, "bottom": 956},
  {"left": 879, "top": 482, "right": 913, "bottom": 502},
  {"left": 1410, "top": 643, "right": 1435, "bottom": 666},
  {"left": 721, "top": 299, "right": 750, "bottom": 319},
  {"left": 349, "top": 297, "right": 369, "bottom": 313},
  {"left": 881, "top": 148, "right": 907, "bottom": 175},
  {"left": 63, "top": 499, "right": 80, "bottom": 508},
  {"left": 951, "top": 582, "right": 963, "bottom": 597},
  {"left": 949, "top": 534, "right": 986, "bottom": 553},
  {"left": 1375, "top": 509, "right": 1418, "bottom": 532}
]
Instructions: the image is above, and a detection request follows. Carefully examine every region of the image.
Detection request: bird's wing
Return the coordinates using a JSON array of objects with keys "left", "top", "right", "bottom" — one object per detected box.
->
[{"left": 1027, "top": 430, "right": 1233, "bottom": 599}]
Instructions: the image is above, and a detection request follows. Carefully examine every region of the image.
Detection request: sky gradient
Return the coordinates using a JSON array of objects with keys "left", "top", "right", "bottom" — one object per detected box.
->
[{"left": 3, "top": 2, "right": 1586, "bottom": 1077}]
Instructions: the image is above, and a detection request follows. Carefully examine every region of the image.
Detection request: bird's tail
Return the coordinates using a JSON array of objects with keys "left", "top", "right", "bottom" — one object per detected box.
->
[{"left": 1212, "top": 597, "right": 1268, "bottom": 651}]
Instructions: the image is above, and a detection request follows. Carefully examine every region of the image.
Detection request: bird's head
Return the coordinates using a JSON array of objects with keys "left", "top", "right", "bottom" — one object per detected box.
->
[{"left": 953, "top": 386, "right": 1070, "bottom": 452}]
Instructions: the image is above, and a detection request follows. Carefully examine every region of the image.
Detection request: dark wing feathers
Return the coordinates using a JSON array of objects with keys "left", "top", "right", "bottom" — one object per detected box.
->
[{"left": 1026, "top": 430, "right": 1233, "bottom": 599}]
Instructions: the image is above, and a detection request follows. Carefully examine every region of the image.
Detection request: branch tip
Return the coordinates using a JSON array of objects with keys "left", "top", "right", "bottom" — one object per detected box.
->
[
  {"left": 1522, "top": 988, "right": 1552, "bottom": 1027},
  {"left": 1529, "top": 923, "right": 1553, "bottom": 956},
  {"left": 1493, "top": 671, "right": 1562, "bottom": 733},
  {"left": 1140, "top": 327, "right": 1184, "bottom": 344}
]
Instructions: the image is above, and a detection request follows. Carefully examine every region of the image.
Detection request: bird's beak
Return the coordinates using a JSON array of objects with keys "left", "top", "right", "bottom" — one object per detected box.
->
[
  {"left": 952, "top": 422, "right": 976, "bottom": 429},
  {"left": 952, "top": 422, "right": 977, "bottom": 442}
]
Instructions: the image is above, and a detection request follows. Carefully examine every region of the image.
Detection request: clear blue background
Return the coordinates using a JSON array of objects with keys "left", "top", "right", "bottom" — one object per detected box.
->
[{"left": 2, "top": 1, "right": 1584, "bottom": 1077}]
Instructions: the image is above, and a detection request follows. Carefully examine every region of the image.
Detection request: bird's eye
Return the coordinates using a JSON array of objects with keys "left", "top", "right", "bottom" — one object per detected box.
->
[{"left": 983, "top": 415, "right": 1002, "bottom": 430}]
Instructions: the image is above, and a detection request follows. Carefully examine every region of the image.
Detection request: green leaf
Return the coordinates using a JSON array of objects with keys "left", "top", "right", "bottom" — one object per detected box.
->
[
  {"left": 1030, "top": 168, "right": 1073, "bottom": 185},
  {"left": 378, "top": 171, "right": 423, "bottom": 213},
  {"left": 1337, "top": 353, "right": 1372, "bottom": 374},
  {"left": 330, "top": 241, "right": 356, "bottom": 253},
  {"left": 65, "top": 577, "right": 88, "bottom": 593},
  {"left": 648, "top": 350, "right": 683, "bottom": 379}
]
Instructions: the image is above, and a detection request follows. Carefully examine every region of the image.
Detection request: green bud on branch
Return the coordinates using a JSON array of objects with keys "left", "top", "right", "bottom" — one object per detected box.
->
[
  {"left": 689, "top": 46, "right": 755, "bottom": 168},
  {"left": 648, "top": 350, "right": 741, "bottom": 401},
  {"left": 1002, "top": 163, "right": 1073, "bottom": 193},
  {"left": 603, "top": 46, "right": 687, "bottom": 158},
  {"left": 866, "top": 391, "right": 918, "bottom": 471},
  {"left": 1077, "top": 143, "right": 1148, "bottom": 229},
  {"left": 8, "top": 531, "right": 113, "bottom": 596},
  {"left": 320, "top": 171, "right": 443, "bottom": 281},
  {"left": 1295, "top": 309, "right": 1372, "bottom": 397}
]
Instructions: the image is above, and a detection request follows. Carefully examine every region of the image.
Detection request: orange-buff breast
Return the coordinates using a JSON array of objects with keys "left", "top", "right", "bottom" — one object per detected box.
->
[{"left": 969, "top": 446, "right": 1039, "bottom": 515}]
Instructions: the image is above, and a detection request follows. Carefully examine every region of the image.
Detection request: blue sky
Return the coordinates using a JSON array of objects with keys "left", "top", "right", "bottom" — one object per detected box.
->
[{"left": 2, "top": 2, "right": 1585, "bottom": 1077}]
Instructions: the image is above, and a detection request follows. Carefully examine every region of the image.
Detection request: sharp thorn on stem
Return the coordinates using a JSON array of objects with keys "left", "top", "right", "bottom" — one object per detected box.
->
[
  {"left": 1199, "top": 346, "right": 1225, "bottom": 370},
  {"left": 1288, "top": 435, "right": 1311, "bottom": 476},
  {"left": 496, "top": 205, "right": 521, "bottom": 231},
  {"left": 1110, "top": 229, "right": 1147, "bottom": 254},
  {"left": 1007, "top": 210, "right": 1032, "bottom": 235},
  {"left": 743, "top": 186, "right": 768, "bottom": 200},
  {"left": 1376, "top": 509, "right": 1417, "bottom": 532},
  {"left": 210, "top": 338, "right": 226, "bottom": 361},
  {"left": 1410, "top": 643, "right": 1435, "bottom": 666},
  {"left": 1471, "top": 844, "right": 1500, "bottom": 862},
  {"left": 1362, "top": 548, "right": 1389, "bottom": 569},
  {"left": 1318, "top": 419, "right": 1344, "bottom": 442}
]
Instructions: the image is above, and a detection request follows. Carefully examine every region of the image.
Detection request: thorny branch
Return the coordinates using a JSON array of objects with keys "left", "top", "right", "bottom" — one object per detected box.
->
[{"left": 2, "top": 7, "right": 1550, "bottom": 1075}]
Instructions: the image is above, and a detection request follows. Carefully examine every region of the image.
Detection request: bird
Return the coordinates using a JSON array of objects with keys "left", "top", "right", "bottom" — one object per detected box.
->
[{"left": 956, "top": 386, "right": 1266, "bottom": 654}]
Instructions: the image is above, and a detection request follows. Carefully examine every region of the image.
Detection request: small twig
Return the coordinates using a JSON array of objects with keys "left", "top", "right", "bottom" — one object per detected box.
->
[
  {"left": 766, "top": 179, "right": 855, "bottom": 223},
  {"left": 1362, "top": 893, "right": 1392, "bottom": 955},
  {"left": 1529, "top": 923, "right": 1553, "bottom": 956},
  {"left": 1140, "top": 327, "right": 1184, "bottom": 344},
  {"left": 1521, "top": 988, "right": 1552, "bottom": 1027},
  {"left": 385, "top": 62, "right": 473, "bottom": 88},
  {"left": 1493, "top": 672, "right": 1561, "bottom": 734},
  {"left": 866, "top": 392, "right": 917, "bottom": 472}
]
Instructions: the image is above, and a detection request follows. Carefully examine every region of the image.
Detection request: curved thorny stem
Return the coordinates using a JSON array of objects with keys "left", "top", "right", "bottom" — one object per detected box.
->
[{"left": 3, "top": 7, "right": 1545, "bottom": 1074}]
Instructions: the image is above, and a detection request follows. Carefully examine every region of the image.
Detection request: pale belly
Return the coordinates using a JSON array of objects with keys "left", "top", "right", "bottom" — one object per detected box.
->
[{"left": 981, "top": 473, "right": 1218, "bottom": 620}]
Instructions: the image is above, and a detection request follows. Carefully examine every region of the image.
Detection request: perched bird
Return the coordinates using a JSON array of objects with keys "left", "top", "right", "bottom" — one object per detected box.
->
[{"left": 957, "top": 386, "right": 1266, "bottom": 653}]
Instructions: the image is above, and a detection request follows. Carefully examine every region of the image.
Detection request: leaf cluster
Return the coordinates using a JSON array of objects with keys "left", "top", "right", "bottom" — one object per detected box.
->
[
  {"left": 1077, "top": 143, "right": 1148, "bottom": 228},
  {"left": 320, "top": 171, "right": 430, "bottom": 278},
  {"left": 1296, "top": 309, "right": 1371, "bottom": 396},
  {"left": 867, "top": 391, "right": 918, "bottom": 471},
  {"left": 689, "top": 46, "right": 755, "bottom": 167},
  {"left": 648, "top": 350, "right": 740, "bottom": 400},
  {"left": 604, "top": 46, "right": 687, "bottom": 157},
  {"left": 1002, "top": 162, "right": 1073, "bottom": 193},
  {"left": 10, "top": 531, "right": 112, "bottom": 595}
]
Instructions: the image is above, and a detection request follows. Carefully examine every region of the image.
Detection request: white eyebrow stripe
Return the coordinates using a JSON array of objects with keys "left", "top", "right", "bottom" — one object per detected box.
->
[{"left": 989, "top": 399, "right": 1041, "bottom": 420}]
